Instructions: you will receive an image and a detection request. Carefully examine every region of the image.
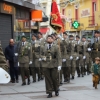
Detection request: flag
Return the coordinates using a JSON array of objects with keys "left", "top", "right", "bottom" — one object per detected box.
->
[{"left": 50, "top": 0, "right": 63, "bottom": 33}]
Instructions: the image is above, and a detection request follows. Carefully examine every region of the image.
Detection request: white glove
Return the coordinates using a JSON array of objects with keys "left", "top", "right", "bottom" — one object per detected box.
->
[
  {"left": 88, "top": 48, "right": 91, "bottom": 51},
  {"left": 76, "top": 57, "right": 79, "bottom": 60},
  {"left": 58, "top": 66, "right": 61, "bottom": 71},
  {"left": 15, "top": 53, "right": 18, "bottom": 56},
  {"left": 42, "top": 56, "right": 46, "bottom": 61},
  {"left": 39, "top": 58, "right": 42, "bottom": 61},
  {"left": 62, "top": 38, "right": 64, "bottom": 40},
  {"left": 62, "top": 59, "right": 66, "bottom": 62},
  {"left": 83, "top": 56, "right": 86, "bottom": 59},
  {"left": 29, "top": 61, "right": 32, "bottom": 64},
  {"left": 70, "top": 56, "right": 73, "bottom": 60},
  {"left": 18, "top": 62, "right": 19, "bottom": 66}
]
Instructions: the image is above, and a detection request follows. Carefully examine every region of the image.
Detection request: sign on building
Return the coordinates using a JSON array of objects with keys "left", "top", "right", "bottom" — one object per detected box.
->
[{"left": 80, "top": 8, "right": 90, "bottom": 18}]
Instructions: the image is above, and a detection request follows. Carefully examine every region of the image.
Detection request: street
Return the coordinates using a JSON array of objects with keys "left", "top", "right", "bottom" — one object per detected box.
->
[{"left": 0, "top": 74, "right": 100, "bottom": 100}]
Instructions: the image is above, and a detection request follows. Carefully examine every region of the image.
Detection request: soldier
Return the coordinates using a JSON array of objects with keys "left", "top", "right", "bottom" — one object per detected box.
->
[
  {"left": 31, "top": 34, "right": 41, "bottom": 82},
  {"left": 40, "top": 35, "right": 62, "bottom": 98},
  {"left": 75, "top": 35, "right": 84, "bottom": 77},
  {"left": 61, "top": 32, "right": 70, "bottom": 82},
  {"left": 68, "top": 35, "right": 77, "bottom": 79},
  {"left": 0, "top": 41, "right": 8, "bottom": 72},
  {"left": 82, "top": 36, "right": 91, "bottom": 75},
  {"left": 92, "top": 31, "right": 100, "bottom": 62},
  {"left": 17, "top": 35, "right": 32, "bottom": 86},
  {"left": 38, "top": 32, "right": 45, "bottom": 80}
]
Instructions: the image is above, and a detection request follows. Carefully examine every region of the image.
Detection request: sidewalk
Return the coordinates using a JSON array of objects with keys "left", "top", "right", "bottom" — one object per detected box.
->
[{"left": 0, "top": 74, "right": 100, "bottom": 100}]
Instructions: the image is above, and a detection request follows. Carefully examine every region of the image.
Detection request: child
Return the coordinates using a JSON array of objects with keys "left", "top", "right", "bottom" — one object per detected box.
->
[{"left": 91, "top": 57, "right": 100, "bottom": 89}]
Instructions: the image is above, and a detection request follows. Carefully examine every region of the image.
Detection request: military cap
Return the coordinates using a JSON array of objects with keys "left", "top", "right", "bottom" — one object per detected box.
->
[
  {"left": 76, "top": 35, "right": 80, "bottom": 38},
  {"left": 38, "top": 32, "right": 42, "bottom": 35},
  {"left": 95, "top": 30, "right": 99, "bottom": 34},
  {"left": 63, "top": 32, "right": 67, "bottom": 35},
  {"left": 69, "top": 35, "right": 74, "bottom": 38},
  {"left": 95, "top": 57, "right": 100, "bottom": 61},
  {"left": 47, "top": 35, "right": 53, "bottom": 39},
  {"left": 32, "top": 33, "right": 37, "bottom": 37},
  {"left": 21, "top": 35, "right": 26, "bottom": 38},
  {"left": 82, "top": 36, "right": 86, "bottom": 39}
]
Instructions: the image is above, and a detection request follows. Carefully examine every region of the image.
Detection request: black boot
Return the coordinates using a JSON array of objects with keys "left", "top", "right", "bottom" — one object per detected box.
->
[
  {"left": 27, "top": 79, "right": 30, "bottom": 85},
  {"left": 78, "top": 74, "right": 80, "bottom": 77},
  {"left": 55, "top": 91, "right": 59, "bottom": 96},
  {"left": 22, "top": 82, "right": 26, "bottom": 86},
  {"left": 72, "top": 76, "right": 74, "bottom": 79},
  {"left": 47, "top": 93, "right": 52, "bottom": 98}
]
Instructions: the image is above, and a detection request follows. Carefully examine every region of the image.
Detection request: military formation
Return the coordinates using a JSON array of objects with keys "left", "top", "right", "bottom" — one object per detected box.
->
[{"left": 1, "top": 30, "right": 100, "bottom": 98}]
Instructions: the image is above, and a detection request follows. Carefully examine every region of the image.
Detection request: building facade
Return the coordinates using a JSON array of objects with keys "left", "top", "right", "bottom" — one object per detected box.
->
[
  {"left": 60, "top": 0, "right": 100, "bottom": 40},
  {"left": 0, "top": 0, "right": 43, "bottom": 50}
]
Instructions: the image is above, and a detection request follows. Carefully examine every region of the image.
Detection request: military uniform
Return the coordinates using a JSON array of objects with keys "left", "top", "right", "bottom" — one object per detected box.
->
[
  {"left": 38, "top": 38, "right": 45, "bottom": 80},
  {"left": 60, "top": 38, "right": 70, "bottom": 82},
  {"left": 82, "top": 41, "right": 90, "bottom": 75},
  {"left": 92, "top": 37, "right": 100, "bottom": 62},
  {"left": 18, "top": 41, "right": 32, "bottom": 85},
  {"left": 31, "top": 40, "right": 41, "bottom": 82},
  {"left": 68, "top": 40, "right": 77, "bottom": 79},
  {"left": 40, "top": 42, "right": 62, "bottom": 96},
  {"left": 75, "top": 40, "right": 84, "bottom": 77}
]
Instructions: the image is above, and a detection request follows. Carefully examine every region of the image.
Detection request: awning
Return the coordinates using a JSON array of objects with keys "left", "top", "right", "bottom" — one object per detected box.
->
[{"left": 39, "top": 27, "right": 49, "bottom": 34}]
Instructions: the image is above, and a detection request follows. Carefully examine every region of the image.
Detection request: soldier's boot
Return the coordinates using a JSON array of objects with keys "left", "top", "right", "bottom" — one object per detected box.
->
[
  {"left": 27, "top": 78, "right": 30, "bottom": 85},
  {"left": 47, "top": 93, "right": 52, "bottom": 98},
  {"left": 55, "top": 91, "right": 59, "bottom": 96},
  {"left": 93, "top": 82, "right": 95, "bottom": 87},
  {"left": 95, "top": 83, "right": 97, "bottom": 89}
]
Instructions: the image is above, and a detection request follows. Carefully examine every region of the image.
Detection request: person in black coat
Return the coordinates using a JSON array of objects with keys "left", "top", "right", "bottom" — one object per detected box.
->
[{"left": 5, "top": 39, "right": 19, "bottom": 83}]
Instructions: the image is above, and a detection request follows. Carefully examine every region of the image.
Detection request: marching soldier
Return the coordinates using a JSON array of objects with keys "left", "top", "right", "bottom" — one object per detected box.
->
[
  {"left": 75, "top": 35, "right": 84, "bottom": 77},
  {"left": 61, "top": 32, "right": 70, "bottom": 82},
  {"left": 82, "top": 36, "right": 91, "bottom": 75},
  {"left": 68, "top": 35, "right": 77, "bottom": 79},
  {"left": 17, "top": 35, "right": 32, "bottom": 86},
  {"left": 31, "top": 34, "right": 41, "bottom": 82},
  {"left": 38, "top": 32, "right": 45, "bottom": 80},
  {"left": 92, "top": 31, "right": 100, "bottom": 62},
  {"left": 40, "top": 35, "right": 62, "bottom": 98}
]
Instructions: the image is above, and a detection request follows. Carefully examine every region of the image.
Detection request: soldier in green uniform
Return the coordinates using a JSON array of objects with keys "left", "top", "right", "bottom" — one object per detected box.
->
[
  {"left": 40, "top": 35, "right": 62, "bottom": 98},
  {"left": 82, "top": 36, "right": 91, "bottom": 75},
  {"left": 31, "top": 34, "right": 41, "bottom": 82},
  {"left": 68, "top": 35, "right": 77, "bottom": 79},
  {"left": 17, "top": 35, "right": 32, "bottom": 86},
  {"left": 60, "top": 32, "right": 70, "bottom": 82},
  {"left": 92, "top": 31, "right": 100, "bottom": 63},
  {"left": 75, "top": 35, "right": 84, "bottom": 77},
  {"left": 38, "top": 32, "right": 45, "bottom": 80},
  {"left": 0, "top": 41, "right": 8, "bottom": 72}
]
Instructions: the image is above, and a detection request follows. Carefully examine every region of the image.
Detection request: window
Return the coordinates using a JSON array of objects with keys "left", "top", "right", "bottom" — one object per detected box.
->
[
  {"left": 62, "top": 9, "right": 65, "bottom": 15},
  {"left": 24, "top": 21, "right": 30, "bottom": 28}
]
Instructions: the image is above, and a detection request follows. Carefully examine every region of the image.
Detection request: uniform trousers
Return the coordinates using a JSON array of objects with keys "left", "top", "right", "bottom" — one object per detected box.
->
[
  {"left": 20, "top": 63, "right": 30, "bottom": 83},
  {"left": 43, "top": 67, "right": 58, "bottom": 94}
]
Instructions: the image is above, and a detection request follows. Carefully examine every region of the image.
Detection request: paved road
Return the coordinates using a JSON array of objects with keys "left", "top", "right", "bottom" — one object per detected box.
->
[{"left": 0, "top": 74, "right": 100, "bottom": 100}]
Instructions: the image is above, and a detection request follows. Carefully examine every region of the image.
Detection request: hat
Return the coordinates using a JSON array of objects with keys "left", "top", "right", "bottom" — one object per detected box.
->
[
  {"left": 38, "top": 32, "right": 42, "bottom": 35},
  {"left": 63, "top": 32, "right": 67, "bottom": 35},
  {"left": 95, "top": 57, "right": 100, "bottom": 61},
  {"left": 69, "top": 35, "right": 74, "bottom": 38},
  {"left": 95, "top": 30, "right": 100, "bottom": 34},
  {"left": 21, "top": 35, "right": 26, "bottom": 38},
  {"left": 32, "top": 33, "right": 37, "bottom": 37},
  {"left": 76, "top": 35, "right": 80, "bottom": 38}
]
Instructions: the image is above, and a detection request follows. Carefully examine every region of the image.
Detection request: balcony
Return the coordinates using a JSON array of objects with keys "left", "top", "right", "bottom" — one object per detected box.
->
[{"left": 88, "top": 16, "right": 95, "bottom": 26}]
